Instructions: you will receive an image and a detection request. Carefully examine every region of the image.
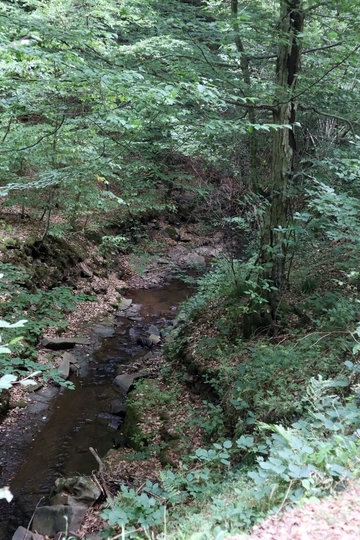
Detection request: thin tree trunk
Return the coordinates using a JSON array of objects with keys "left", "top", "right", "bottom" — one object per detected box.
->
[
  {"left": 231, "top": 0, "right": 259, "bottom": 193},
  {"left": 41, "top": 189, "right": 54, "bottom": 242}
]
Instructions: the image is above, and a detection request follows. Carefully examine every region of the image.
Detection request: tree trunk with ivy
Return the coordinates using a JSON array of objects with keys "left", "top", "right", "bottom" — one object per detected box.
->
[{"left": 245, "top": 0, "right": 304, "bottom": 336}]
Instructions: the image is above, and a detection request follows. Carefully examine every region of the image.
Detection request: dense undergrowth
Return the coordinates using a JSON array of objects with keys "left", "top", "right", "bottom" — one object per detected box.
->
[
  {"left": 0, "top": 261, "right": 94, "bottom": 386},
  {"left": 100, "top": 247, "right": 360, "bottom": 539}
]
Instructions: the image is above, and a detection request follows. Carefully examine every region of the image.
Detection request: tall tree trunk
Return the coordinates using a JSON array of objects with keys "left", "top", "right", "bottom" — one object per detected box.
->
[
  {"left": 261, "top": 0, "right": 304, "bottom": 303},
  {"left": 245, "top": 1, "right": 304, "bottom": 336}
]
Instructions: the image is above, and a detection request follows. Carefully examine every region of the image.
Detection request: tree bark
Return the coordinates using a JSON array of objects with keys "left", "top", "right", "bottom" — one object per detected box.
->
[
  {"left": 261, "top": 0, "right": 304, "bottom": 305},
  {"left": 245, "top": 1, "right": 304, "bottom": 336}
]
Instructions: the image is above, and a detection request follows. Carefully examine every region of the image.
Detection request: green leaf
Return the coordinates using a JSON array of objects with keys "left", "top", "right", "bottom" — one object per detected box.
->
[
  {"left": 0, "top": 374, "right": 17, "bottom": 389},
  {"left": 0, "top": 319, "right": 27, "bottom": 328}
]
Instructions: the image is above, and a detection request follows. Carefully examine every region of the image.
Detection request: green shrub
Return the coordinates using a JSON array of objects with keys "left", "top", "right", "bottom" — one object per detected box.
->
[{"left": 231, "top": 342, "right": 343, "bottom": 434}]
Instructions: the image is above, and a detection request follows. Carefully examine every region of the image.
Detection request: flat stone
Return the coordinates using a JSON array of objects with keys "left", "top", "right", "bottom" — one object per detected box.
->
[
  {"left": 62, "top": 352, "right": 77, "bottom": 364},
  {"left": 113, "top": 372, "right": 147, "bottom": 394},
  {"left": 148, "top": 333, "right": 161, "bottom": 345},
  {"left": 161, "top": 226, "right": 180, "bottom": 241},
  {"left": 12, "top": 526, "right": 44, "bottom": 540},
  {"left": 118, "top": 298, "right": 132, "bottom": 310},
  {"left": 24, "top": 383, "right": 43, "bottom": 393},
  {"left": 41, "top": 337, "right": 91, "bottom": 350},
  {"left": 97, "top": 412, "right": 122, "bottom": 429},
  {"left": 148, "top": 325, "right": 161, "bottom": 337},
  {"left": 32, "top": 504, "right": 87, "bottom": 537},
  {"left": 128, "top": 304, "right": 142, "bottom": 314},
  {"left": 92, "top": 324, "right": 115, "bottom": 338}
]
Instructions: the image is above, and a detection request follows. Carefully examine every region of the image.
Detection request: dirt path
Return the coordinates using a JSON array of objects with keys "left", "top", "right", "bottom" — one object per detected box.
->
[{"left": 226, "top": 482, "right": 360, "bottom": 540}]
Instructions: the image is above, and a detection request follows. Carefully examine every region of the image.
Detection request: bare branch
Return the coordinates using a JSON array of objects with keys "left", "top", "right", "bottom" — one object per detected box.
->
[
  {"left": 291, "top": 44, "right": 360, "bottom": 102},
  {"left": 299, "top": 105, "right": 356, "bottom": 137},
  {"left": 1, "top": 115, "right": 66, "bottom": 153},
  {"left": 247, "top": 41, "right": 344, "bottom": 61},
  {"left": 305, "top": 1, "right": 331, "bottom": 12},
  {"left": 224, "top": 97, "right": 276, "bottom": 111}
]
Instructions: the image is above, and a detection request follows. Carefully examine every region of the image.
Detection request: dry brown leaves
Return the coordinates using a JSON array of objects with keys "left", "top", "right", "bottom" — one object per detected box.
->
[{"left": 225, "top": 482, "right": 360, "bottom": 540}]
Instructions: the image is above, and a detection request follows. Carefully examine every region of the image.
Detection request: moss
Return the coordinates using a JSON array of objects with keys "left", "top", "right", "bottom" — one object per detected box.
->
[
  {"left": 122, "top": 398, "right": 149, "bottom": 451},
  {"left": 2, "top": 234, "right": 86, "bottom": 288}
]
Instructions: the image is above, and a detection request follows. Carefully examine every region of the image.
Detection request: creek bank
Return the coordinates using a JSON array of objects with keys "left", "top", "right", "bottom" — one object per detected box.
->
[
  {"left": 0, "top": 215, "right": 227, "bottom": 538},
  {"left": 1, "top": 282, "right": 194, "bottom": 540}
]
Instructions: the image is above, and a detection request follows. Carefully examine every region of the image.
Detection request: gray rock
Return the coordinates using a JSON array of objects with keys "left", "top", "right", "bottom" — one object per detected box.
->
[
  {"left": 41, "top": 337, "right": 91, "bottom": 350},
  {"left": 148, "top": 325, "right": 161, "bottom": 337},
  {"left": 195, "top": 246, "right": 221, "bottom": 258},
  {"left": 142, "top": 351, "right": 157, "bottom": 361},
  {"left": 116, "top": 365, "right": 128, "bottom": 375},
  {"left": 97, "top": 412, "right": 122, "bottom": 429},
  {"left": 92, "top": 324, "right": 115, "bottom": 338},
  {"left": 113, "top": 373, "right": 136, "bottom": 394},
  {"left": 109, "top": 400, "right": 127, "bottom": 416},
  {"left": 127, "top": 303, "right": 142, "bottom": 314},
  {"left": 183, "top": 372, "right": 195, "bottom": 383},
  {"left": 62, "top": 352, "right": 77, "bottom": 364},
  {"left": 52, "top": 476, "right": 101, "bottom": 505},
  {"left": 57, "top": 356, "right": 70, "bottom": 379},
  {"left": 136, "top": 337, "right": 153, "bottom": 348},
  {"left": 32, "top": 504, "right": 87, "bottom": 537},
  {"left": 148, "top": 334, "right": 161, "bottom": 345},
  {"left": 50, "top": 493, "right": 69, "bottom": 506},
  {"left": 162, "top": 226, "right": 180, "bottom": 241},
  {"left": 118, "top": 298, "right": 132, "bottom": 310},
  {"left": 113, "top": 372, "right": 147, "bottom": 394},
  {"left": 12, "top": 526, "right": 44, "bottom": 540},
  {"left": 129, "top": 327, "right": 137, "bottom": 339},
  {"left": 186, "top": 253, "right": 206, "bottom": 267}
]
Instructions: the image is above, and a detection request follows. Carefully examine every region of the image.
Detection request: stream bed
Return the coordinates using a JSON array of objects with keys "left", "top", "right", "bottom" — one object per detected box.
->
[{"left": 0, "top": 281, "right": 191, "bottom": 540}]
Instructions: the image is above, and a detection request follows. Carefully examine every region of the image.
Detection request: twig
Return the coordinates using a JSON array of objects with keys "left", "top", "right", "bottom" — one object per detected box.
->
[
  {"left": 275, "top": 479, "right": 294, "bottom": 515},
  {"left": 89, "top": 446, "right": 112, "bottom": 500},
  {"left": 110, "top": 527, "right": 143, "bottom": 540},
  {"left": 25, "top": 496, "right": 44, "bottom": 535}
]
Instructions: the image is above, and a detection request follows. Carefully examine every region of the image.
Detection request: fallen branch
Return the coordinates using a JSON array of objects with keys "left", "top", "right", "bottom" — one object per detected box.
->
[{"left": 89, "top": 446, "right": 112, "bottom": 501}]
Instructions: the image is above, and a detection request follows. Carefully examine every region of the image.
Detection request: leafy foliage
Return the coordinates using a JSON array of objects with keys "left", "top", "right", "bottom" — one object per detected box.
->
[{"left": 0, "top": 268, "right": 93, "bottom": 383}]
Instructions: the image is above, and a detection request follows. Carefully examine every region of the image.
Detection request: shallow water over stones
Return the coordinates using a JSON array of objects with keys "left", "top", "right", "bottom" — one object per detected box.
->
[{"left": 0, "top": 281, "right": 191, "bottom": 540}]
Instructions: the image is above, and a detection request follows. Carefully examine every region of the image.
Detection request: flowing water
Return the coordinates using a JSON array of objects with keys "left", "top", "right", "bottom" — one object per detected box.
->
[{"left": 0, "top": 281, "right": 191, "bottom": 539}]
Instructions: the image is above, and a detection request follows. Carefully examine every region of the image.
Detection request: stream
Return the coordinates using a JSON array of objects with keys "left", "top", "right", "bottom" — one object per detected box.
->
[{"left": 0, "top": 281, "right": 191, "bottom": 540}]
